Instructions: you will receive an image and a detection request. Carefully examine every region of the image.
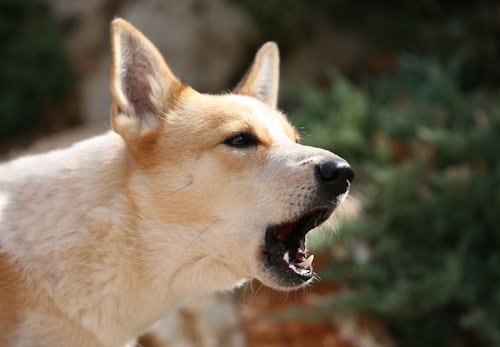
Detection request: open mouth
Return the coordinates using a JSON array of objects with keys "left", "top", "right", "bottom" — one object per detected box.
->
[{"left": 262, "top": 206, "right": 335, "bottom": 288}]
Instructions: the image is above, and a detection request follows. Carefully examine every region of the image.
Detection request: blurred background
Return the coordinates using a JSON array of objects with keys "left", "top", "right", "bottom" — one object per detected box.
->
[{"left": 1, "top": 0, "right": 499, "bottom": 346}]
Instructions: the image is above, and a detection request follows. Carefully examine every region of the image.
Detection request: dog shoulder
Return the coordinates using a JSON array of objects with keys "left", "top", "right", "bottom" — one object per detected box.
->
[
  {"left": 0, "top": 252, "right": 25, "bottom": 346},
  {"left": 0, "top": 131, "right": 121, "bottom": 178}
]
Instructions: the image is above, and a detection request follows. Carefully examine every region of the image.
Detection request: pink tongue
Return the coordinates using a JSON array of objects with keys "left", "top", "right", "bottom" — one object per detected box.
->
[
  {"left": 275, "top": 222, "right": 295, "bottom": 240},
  {"left": 295, "top": 249, "right": 306, "bottom": 263}
]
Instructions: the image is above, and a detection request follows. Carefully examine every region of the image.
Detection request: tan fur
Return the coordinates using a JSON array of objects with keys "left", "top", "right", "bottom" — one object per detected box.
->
[
  {"left": 0, "top": 253, "right": 24, "bottom": 345},
  {"left": 0, "top": 19, "right": 352, "bottom": 346}
]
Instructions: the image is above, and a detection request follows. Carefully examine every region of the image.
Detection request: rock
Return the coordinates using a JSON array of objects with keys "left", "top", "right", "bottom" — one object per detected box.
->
[
  {"left": 281, "top": 19, "right": 367, "bottom": 87},
  {"left": 48, "top": 0, "right": 116, "bottom": 72},
  {"left": 120, "top": 0, "right": 257, "bottom": 93},
  {"left": 48, "top": 0, "right": 257, "bottom": 124}
]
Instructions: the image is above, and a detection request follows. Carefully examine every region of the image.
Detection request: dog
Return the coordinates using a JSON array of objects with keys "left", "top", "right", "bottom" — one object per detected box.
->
[{"left": 0, "top": 19, "right": 354, "bottom": 347}]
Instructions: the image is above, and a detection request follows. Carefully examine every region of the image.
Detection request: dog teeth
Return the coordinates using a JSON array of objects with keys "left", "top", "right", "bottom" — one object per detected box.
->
[
  {"left": 301, "top": 254, "right": 314, "bottom": 269},
  {"left": 289, "top": 263, "right": 311, "bottom": 275},
  {"left": 283, "top": 251, "right": 314, "bottom": 274},
  {"left": 283, "top": 251, "right": 290, "bottom": 264}
]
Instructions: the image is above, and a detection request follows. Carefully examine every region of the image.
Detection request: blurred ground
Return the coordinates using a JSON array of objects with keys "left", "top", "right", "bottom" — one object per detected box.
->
[{"left": 239, "top": 199, "right": 393, "bottom": 347}]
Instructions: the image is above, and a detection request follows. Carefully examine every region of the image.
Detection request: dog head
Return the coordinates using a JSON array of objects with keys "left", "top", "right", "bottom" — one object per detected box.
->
[{"left": 110, "top": 19, "right": 354, "bottom": 291}]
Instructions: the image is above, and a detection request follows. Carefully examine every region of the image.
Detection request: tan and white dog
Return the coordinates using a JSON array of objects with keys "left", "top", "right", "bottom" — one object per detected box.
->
[{"left": 0, "top": 19, "right": 354, "bottom": 347}]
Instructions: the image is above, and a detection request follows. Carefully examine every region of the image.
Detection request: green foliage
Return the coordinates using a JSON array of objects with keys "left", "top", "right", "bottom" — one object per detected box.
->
[
  {"left": 287, "top": 72, "right": 379, "bottom": 169},
  {"left": 291, "top": 59, "right": 500, "bottom": 346},
  {"left": 0, "top": 0, "right": 74, "bottom": 138}
]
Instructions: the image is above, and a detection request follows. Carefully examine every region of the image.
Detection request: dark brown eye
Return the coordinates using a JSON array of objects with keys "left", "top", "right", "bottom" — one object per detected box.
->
[{"left": 224, "top": 133, "right": 259, "bottom": 148}]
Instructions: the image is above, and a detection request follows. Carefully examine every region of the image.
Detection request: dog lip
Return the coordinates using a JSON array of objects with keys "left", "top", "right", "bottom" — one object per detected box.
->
[
  {"left": 262, "top": 205, "right": 335, "bottom": 288},
  {"left": 274, "top": 206, "right": 334, "bottom": 242}
]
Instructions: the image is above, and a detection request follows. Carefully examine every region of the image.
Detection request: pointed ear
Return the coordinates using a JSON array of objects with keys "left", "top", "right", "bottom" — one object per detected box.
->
[
  {"left": 233, "top": 42, "right": 280, "bottom": 109},
  {"left": 110, "top": 18, "right": 183, "bottom": 141}
]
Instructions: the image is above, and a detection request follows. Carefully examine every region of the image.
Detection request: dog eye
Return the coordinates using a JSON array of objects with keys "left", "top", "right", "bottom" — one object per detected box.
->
[{"left": 224, "top": 133, "right": 258, "bottom": 148}]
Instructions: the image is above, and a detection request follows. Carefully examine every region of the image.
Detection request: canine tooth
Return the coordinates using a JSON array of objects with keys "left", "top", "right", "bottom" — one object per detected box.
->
[
  {"left": 283, "top": 252, "right": 290, "bottom": 263},
  {"left": 301, "top": 254, "right": 315, "bottom": 269}
]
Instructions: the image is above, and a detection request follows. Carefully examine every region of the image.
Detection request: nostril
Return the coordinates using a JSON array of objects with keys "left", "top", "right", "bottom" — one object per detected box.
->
[
  {"left": 316, "top": 161, "right": 338, "bottom": 182},
  {"left": 315, "top": 160, "right": 355, "bottom": 185},
  {"left": 329, "top": 170, "right": 341, "bottom": 182}
]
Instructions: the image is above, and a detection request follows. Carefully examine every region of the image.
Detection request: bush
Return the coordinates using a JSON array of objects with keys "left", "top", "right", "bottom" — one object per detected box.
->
[
  {"left": 290, "top": 58, "right": 500, "bottom": 347},
  {"left": 287, "top": 71, "right": 377, "bottom": 170},
  {"left": 0, "top": 0, "right": 74, "bottom": 138}
]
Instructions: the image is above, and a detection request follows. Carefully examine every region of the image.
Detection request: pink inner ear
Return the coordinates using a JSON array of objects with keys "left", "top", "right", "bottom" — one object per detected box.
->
[
  {"left": 275, "top": 221, "right": 296, "bottom": 241},
  {"left": 123, "top": 52, "right": 155, "bottom": 117}
]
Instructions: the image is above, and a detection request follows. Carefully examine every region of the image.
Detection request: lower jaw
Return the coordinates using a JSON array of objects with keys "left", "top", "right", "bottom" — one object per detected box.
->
[
  {"left": 260, "top": 264, "right": 314, "bottom": 290},
  {"left": 264, "top": 276, "right": 314, "bottom": 291}
]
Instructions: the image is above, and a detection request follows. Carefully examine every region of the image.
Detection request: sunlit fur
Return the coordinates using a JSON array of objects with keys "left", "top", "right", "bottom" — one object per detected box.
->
[{"left": 0, "top": 19, "right": 349, "bottom": 346}]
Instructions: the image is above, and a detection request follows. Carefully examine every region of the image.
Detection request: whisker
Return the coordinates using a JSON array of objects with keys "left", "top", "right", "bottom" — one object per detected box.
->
[
  {"left": 330, "top": 213, "right": 340, "bottom": 237},
  {"left": 325, "top": 220, "right": 337, "bottom": 244},
  {"left": 281, "top": 290, "right": 290, "bottom": 304},
  {"left": 245, "top": 280, "right": 256, "bottom": 300},
  {"left": 184, "top": 219, "right": 219, "bottom": 251},
  {"left": 164, "top": 181, "right": 193, "bottom": 198},
  {"left": 304, "top": 279, "right": 315, "bottom": 293},
  {"left": 241, "top": 280, "right": 263, "bottom": 303},
  {"left": 334, "top": 212, "right": 340, "bottom": 229},
  {"left": 312, "top": 272, "right": 321, "bottom": 284},
  {"left": 250, "top": 282, "right": 265, "bottom": 302},
  {"left": 248, "top": 279, "right": 255, "bottom": 296},
  {"left": 238, "top": 282, "right": 250, "bottom": 304}
]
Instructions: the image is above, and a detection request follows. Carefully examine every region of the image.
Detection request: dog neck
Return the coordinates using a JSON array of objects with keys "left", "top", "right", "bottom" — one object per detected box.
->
[
  {"left": 69, "top": 133, "right": 247, "bottom": 344},
  {"left": 0, "top": 131, "right": 246, "bottom": 346}
]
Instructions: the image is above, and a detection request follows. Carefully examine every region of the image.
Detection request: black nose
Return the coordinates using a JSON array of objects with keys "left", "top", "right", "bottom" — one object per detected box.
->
[{"left": 315, "top": 160, "right": 354, "bottom": 191}]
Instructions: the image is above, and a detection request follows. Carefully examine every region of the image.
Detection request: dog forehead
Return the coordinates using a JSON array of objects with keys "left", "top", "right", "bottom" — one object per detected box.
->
[{"left": 226, "top": 94, "right": 296, "bottom": 143}]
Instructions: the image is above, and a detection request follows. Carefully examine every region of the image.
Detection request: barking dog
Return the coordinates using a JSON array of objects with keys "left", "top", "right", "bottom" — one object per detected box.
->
[{"left": 0, "top": 19, "right": 354, "bottom": 347}]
